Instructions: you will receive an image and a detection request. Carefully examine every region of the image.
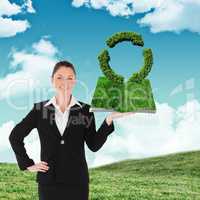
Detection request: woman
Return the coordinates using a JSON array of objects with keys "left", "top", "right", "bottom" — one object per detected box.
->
[{"left": 9, "top": 60, "right": 134, "bottom": 200}]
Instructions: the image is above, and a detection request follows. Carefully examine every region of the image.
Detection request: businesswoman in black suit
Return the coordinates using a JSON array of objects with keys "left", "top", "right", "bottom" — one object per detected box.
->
[{"left": 9, "top": 60, "right": 133, "bottom": 200}]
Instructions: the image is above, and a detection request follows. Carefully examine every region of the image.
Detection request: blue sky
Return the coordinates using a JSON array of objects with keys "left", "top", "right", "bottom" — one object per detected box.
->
[{"left": 1, "top": 0, "right": 200, "bottom": 167}]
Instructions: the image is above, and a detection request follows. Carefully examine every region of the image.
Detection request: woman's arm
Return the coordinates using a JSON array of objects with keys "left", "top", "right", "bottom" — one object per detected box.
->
[
  {"left": 9, "top": 103, "right": 37, "bottom": 171},
  {"left": 84, "top": 111, "right": 114, "bottom": 152}
]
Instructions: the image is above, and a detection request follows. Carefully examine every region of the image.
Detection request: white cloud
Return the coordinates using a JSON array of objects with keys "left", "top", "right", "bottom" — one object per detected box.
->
[
  {"left": 0, "top": 121, "right": 40, "bottom": 162},
  {"left": 0, "top": 121, "right": 15, "bottom": 151},
  {"left": 32, "top": 38, "right": 58, "bottom": 56},
  {"left": 0, "top": 17, "right": 30, "bottom": 38},
  {"left": 0, "top": 119, "right": 40, "bottom": 163},
  {"left": 0, "top": 37, "right": 58, "bottom": 100},
  {"left": 22, "top": 0, "right": 36, "bottom": 13},
  {"left": 71, "top": 0, "right": 200, "bottom": 34},
  {"left": 72, "top": 0, "right": 160, "bottom": 16},
  {"left": 0, "top": 0, "right": 35, "bottom": 37},
  {"left": 24, "top": 130, "right": 41, "bottom": 163},
  {"left": 0, "top": 0, "right": 21, "bottom": 16},
  {"left": 72, "top": 0, "right": 89, "bottom": 7},
  {"left": 2, "top": 99, "right": 200, "bottom": 167},
  {"left": 138, "top": 0, "right": 200, "bottom": 33},
  {"left": 88, "top": 99, "right": 200, "bottom": 167}
]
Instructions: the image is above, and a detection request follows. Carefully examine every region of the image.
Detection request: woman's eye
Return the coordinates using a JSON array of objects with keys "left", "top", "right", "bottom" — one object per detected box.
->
[{"left": 57, "top": 77, "right": 73, "bottom": 80}]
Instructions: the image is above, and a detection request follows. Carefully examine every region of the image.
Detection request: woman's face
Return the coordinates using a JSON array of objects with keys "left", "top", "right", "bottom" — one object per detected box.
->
[{"left": 51, "top": 66, "right": 76, "bottom": 95}]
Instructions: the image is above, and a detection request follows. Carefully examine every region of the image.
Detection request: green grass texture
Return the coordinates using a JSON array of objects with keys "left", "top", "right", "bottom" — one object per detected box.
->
[
  {"left": 0, "top": 150, "right": 200, "bottom": 200},
  {"left": 91, "top": 76, "right": 156, "bottom": 113}
]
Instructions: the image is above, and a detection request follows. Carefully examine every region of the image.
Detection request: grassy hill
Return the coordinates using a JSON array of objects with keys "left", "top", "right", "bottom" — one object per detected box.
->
[{"left": 0, "top": 150, "right": 200, "bottom": 200}]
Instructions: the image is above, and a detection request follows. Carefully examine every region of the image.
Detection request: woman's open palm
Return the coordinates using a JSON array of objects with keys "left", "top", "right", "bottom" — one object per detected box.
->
[
  {"left": 106, "top": 111, "right": 135, "bottom": 125},
  {"left": 109, "top": 111, "right": 135, "bottom": 119}
]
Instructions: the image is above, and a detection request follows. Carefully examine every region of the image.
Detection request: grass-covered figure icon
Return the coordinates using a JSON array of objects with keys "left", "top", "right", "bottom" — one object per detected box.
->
[{"left": 91, "top": 31, "right": 156, "bottom": 113}]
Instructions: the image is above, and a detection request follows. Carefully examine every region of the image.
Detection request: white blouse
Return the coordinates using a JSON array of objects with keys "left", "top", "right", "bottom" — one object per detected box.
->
[{"left": 44, "top": 95, "right": 82, "bottom": 136}]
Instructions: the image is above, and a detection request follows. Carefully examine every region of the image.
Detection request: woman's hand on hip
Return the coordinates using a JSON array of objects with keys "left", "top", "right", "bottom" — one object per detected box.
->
[{"left": 27, "top": 161, "right": 49, "bottom": 172}]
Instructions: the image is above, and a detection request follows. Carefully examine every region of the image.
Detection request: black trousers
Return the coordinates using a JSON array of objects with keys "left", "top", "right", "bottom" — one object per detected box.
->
[{"left": 38, "top": 182, "right": 89, "bottom": 200}]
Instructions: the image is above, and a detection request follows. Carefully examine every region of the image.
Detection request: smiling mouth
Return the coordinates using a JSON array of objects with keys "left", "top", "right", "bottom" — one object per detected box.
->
[{"left": 59, "top": 86, "right": 70, "bottom": 89}]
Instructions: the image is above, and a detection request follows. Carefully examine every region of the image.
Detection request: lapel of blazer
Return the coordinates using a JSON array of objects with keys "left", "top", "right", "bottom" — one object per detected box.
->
[{"left": 43, "top": 101, "right": 83, "bottom": 139}]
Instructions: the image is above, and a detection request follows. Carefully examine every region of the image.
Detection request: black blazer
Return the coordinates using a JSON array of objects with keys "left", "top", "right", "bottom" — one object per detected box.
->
[{"left": 9, "top": 100, "right": 115, "bottom": 185}]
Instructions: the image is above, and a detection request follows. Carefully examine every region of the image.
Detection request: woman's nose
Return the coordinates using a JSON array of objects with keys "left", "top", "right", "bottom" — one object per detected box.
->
[{"left": 61, "top": 78, "right": 68, "bottom": 83}]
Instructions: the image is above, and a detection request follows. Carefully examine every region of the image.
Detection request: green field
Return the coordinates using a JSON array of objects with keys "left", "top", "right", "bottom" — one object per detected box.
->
[{"left": 1, "top": 150, "right": 200, "bottom": 200}]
